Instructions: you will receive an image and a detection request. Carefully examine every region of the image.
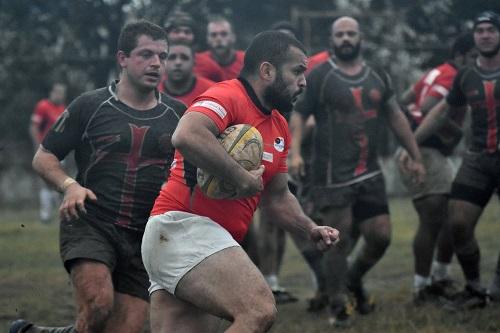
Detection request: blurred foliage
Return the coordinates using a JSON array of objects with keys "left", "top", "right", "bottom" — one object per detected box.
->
[{"left": 0, "top": 0, "right": 499, "bottom": 146}]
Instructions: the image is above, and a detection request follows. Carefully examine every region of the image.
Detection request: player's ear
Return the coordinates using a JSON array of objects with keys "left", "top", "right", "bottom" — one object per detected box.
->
[
  {"left": 116, "top": 50, "right": 127, "bottom": 70},
  {"left": 259, "top": 62, "right": 276, "bottom": 82}
]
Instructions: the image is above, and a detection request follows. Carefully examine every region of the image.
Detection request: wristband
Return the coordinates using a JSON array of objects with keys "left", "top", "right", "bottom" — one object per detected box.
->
[{"left": 60, "top": 177, "right": 77, "bottom": 192}]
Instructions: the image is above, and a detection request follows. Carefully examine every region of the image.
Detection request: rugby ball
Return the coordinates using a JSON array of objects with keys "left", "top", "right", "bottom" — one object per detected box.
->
[{"left": 197, "top": 124, "right": 263, "bottom": 199}]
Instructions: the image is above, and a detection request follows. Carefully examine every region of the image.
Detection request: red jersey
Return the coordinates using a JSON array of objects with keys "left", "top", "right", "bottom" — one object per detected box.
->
[
  {"left": 151, "top": 78, "right": 290, "bottom": 242},
  {"left": 159, "top": 76, "right": 215, "bottom": 107},
  {"left": 306, "top": 50, "right": 330, "bottom": 75},
  {"left": 31, "top": 99, "right": 66, "bottom": 142},
  {"left": 195, "top": 50, "right": 245, "bottom": 82},
  {"left": 410, "top": 62, "right": 458, "bottom": 124}
]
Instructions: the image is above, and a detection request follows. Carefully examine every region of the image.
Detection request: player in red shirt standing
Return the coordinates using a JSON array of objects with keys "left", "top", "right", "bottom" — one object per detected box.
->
[
  {"left": 196, "top": 16, "right": 245, "bottom": 82},
  {"left": 141, "top": 31, "right": 340, "bottom": 333},
  {"left": 397, "top": 33, "right": 476, "bottom": 304},
  {"left": 30, "top": 82, "right": 67, "bottom": 224},
  {"left": 158, "top": 42, "right": 215, "bottom": 106}
]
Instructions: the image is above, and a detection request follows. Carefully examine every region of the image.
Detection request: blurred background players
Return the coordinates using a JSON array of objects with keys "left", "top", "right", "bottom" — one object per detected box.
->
[
  {"left": 397, "top": 33, "right": 476, "bottom": 304},
  {"left": 158, "top": 42, "right": 215, "bottom": 106},
  {"left": 416, "top": 10, "right": 500, "bottom": 311},
  {"left": 196, "top": 16, "right": 245, "bottom": 82},
  {"left": 290, "top": 16, "right": 424, "bottom": 326},
  {"left": 29, "top": 82, "right": 67, "bottom": 224}
]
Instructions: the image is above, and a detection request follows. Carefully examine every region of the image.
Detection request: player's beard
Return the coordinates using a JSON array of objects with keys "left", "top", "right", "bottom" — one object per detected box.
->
[
  {"left": 478, "top": 41, "right": 500, "bottom": 58},
  {"left": 263, "top": 71, "right": 296, "bottom": 115},
  {"left": 334, "top": 41, "right": 361, "bottom": 61}
]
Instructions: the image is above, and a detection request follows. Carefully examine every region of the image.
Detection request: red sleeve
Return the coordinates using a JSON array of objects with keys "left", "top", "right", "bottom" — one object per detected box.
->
[
  {"left": 188, "top": 83, "right": 236, "bottom": 132},
  {"left": 427, "top": 71, "right": 455, "bottom": 99}
]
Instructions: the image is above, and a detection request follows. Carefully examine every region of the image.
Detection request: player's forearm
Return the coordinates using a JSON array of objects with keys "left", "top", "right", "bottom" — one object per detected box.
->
[
  {"left": 415, "top": 100, "right": 450, "bottom": 143},
  {"left": 32, "top": 147, "right": 74, "bottom": 192},
  {"left": 172, "top": 123, "right": 250, "bottom": 185},
  {"left": 29, "top": 124, "right": 41, "bottom": 146},
  {"left": 389, "top": 110, "right": 422, "bottom": 162},
  {"left": 260, "top": 191, "right": 316, "bottom": 240}
]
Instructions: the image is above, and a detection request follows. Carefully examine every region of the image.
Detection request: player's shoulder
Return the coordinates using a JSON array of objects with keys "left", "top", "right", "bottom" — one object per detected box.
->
[
  {"left": 68, "top": 86, "right": 110, "bottom": 112},
  {"left": 201, "top": 79, "right": 244, "bottom": 99},
  {"left": 159, "top": 93, "right": 187, "bottom": 116},
  {"left": 196, "top": 76, "right": 216, "bottom": 88}
]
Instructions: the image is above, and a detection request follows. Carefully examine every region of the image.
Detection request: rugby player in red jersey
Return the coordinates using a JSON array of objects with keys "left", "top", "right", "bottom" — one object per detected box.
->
[
  {"left": 159, "top": 42, "right": 215, "bottom": 106},
  {"left": 141, "top": 31, "right": 339, "bottom": 333}
]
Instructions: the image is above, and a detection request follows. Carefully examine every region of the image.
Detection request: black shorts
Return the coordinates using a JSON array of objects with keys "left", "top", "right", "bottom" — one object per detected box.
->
[
  {"left": 310, "top": 174, "right": 389, "bottom": 222},
  {"left": 60, "top": 217, "right": 149, "bottom": 301},
  {"left": 450, "top": 150, "right": 500, "bottom": 207}
]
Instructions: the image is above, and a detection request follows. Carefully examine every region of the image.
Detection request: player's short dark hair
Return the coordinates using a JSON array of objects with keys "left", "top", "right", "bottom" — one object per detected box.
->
[
  {"left": 240, "top": 31, "right": 307, "bottom": 77},
  {"left": 451, "top": 33, "right": 474, "bottom": 58},
  {"left": 117, "top": 20, "right": 168, "bottom": 56},
  {"left": 270, "top": 21, "right": 297, "bottom": 37},
  {"left": 164, "top": 12, "right": 195, "bottom": 33},
  {"left": 207, "top": 15, "right": 233, "bottom": 29}
]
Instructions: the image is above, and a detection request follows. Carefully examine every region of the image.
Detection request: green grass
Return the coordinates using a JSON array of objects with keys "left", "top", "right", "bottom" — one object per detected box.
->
[{"left": 1, "top": 199, "right": 499, "bottom": 332}]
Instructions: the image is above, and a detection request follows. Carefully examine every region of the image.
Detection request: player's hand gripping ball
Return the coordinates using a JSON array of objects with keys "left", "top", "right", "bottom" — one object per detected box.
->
[{"left": 197, "top": 124, "right": 263, "bottom": 199}]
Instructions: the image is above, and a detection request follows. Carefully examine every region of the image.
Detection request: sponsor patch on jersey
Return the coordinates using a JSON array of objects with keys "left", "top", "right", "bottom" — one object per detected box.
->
[
  {"left": 192, "top": 100, "right": 227, "bottom": 119},
  {"left": 263, "top": 151, "right": 273, "bottom": 162},
  {"left": 273, "top": 137, "right": 285, "bottom": 152}
]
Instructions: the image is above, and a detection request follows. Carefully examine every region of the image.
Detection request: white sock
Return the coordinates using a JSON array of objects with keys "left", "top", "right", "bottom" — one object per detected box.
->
[
  {"left": 431, "top": 261, "right": 450, "bottom": 281},
  {"left": 414, "top": 274, "right": 431, "bottom": 291},
  {"left": 264, "top": 274, "right": 279, "bottom": 290}
]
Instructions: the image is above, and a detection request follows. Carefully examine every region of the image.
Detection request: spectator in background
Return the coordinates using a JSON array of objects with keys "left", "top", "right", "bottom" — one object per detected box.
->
[
  {"left": 158, "top": 42, "right": 215, "bottom": 106},
  {"left": 397, "top": 33, "right": 476, "bottom": 305},
  {"left": 29, "top": 82, "right": 67, "bottom": 224},
  {"left": 196, "top": 16, "right": 245, "bottom": 82}
]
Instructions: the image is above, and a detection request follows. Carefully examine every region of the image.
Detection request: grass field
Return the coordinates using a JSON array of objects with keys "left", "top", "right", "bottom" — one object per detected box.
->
[{"left": 1, "top": 198, "right": 499, "bottom": 332}]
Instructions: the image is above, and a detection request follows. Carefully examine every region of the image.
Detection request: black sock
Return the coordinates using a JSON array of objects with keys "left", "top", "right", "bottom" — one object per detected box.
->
[
  {"left": 456, "top": 243, "right": 480, "bottom": 282},
  {"left": 28, "top": 325, "right": 77, "bottom": 333}
]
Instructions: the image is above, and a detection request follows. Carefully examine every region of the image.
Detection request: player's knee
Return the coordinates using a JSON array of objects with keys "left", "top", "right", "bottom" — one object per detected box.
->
[
  {"left": 240, "top": 302, "right": 277, "bottom": 332},
  {"left": 77, "top": 290, "right": 114, "bottom": 331}
]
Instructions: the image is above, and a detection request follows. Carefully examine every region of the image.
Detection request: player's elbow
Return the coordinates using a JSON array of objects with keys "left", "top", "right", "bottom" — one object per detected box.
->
[{"left": 171, "top": 127, "right": 191, "bottom": 152}]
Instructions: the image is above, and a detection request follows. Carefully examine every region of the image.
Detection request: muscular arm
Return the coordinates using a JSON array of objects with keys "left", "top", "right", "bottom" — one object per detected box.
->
[
  {"left": 400, "top": 87, "right": 416, "bottom": 106},
  {"left": 414, "top": 100, "right": 465, "bottom": 143},
  {"left": 384, "top": 98, "right": 422, "bottom": 163},
  {"left": 29, "top": 121, "right": 41, "bottom": 147},
  {"left": 171, "top": 112, "right": 263, "bottom": 196},
  {"left": 259, "top": 173, "right": 338, "bottom": 250},
  {"left": 33, "top": 147, "right": 96, "bottom": 220}
]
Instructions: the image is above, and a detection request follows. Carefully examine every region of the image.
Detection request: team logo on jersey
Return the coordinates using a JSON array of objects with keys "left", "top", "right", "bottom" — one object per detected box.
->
[
  {"left": 263, "top": 151, "right": 273, "bottom": 162},
  {"left": 273, "top": 137, "right": 285, "bottom": 152},
  {"left": 192, "top": 100, "right": 227, "bottom": 119}
]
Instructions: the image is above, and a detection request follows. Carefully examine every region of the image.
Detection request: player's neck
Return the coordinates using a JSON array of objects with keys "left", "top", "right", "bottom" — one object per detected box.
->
[
  {"left": 211, "top": 49, "right": 235, "bottom": 66},
  {"left": 334, "top": 56, "right": 364, "bottom": 75},
  {"left": 164, "top": 75, "right": 195, "bottom": 96},
  {"left": 477, "top": 52, "right": 500, "bottom": 71},
  {"left": 116, "top": 79, "right": 158, "bottom": 111}
]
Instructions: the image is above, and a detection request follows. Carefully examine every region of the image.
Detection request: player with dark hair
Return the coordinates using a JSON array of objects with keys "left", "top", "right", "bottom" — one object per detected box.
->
[
  {"left": 30, "top": 82, "right": 67, "bottom": 224},
  {"left": 141, "top": 30, "right": 339, "bottom": 333},
  {"left": 196, "top": 16, "right": 245, "bottom": 82},
  {"left": 290, "top": 16, "right": 424, "bottom": 326},
  {"left": 10, "top": 20, "right": 185, "bottom": 333},
  {"left": 416, "top": 11, "right": 500, "bottom": 310},
  {"left": 397, "top": 33, "right": 476, "bottom": 304},
  {"left": 158, "top": 42, "right": 215, "bottom": 106}
]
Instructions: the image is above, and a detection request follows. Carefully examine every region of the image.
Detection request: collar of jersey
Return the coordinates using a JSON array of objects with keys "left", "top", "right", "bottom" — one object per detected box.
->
[
  {"left": 109, "top": 80, "right": 162, "bottom": 104},
  {"left": 237, "top": 77, "right": 272, "bottom": 115}
]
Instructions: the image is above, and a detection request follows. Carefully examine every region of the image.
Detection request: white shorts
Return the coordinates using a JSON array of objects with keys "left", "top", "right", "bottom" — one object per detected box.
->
[
  {"left": 398, "top": 147, "right": 456, "bottom": 199},
  {"left": 141, "top": 211, "right": 240, "bottom": 295}
]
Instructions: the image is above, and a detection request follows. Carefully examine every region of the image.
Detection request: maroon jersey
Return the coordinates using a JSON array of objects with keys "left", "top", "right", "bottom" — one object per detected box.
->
[
  {"left": 447, "top": 63, "right": 500, "bottom": 153},
  {"left": 42, "top": 82, "right": 185, "bottom": 231}
]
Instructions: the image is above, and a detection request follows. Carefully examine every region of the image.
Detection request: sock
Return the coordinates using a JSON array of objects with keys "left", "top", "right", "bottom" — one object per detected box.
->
[
  {"left": 264, "top": 274, "right": 279, "bottom": 290},
  {"left": 28, "top": 325, "right": 77, "bottom": 333},
  {"left": 414, "top": 274, "right": 430, "bottom": 291},
  {"left": 347, "top": 256, "right": 375, "bottom": 286},
  {"left": 431, "top": 261, "right": 450, "bottom": 281},
  {"left": 466, "top": 278, "right": 482, "bottom": 291}
]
